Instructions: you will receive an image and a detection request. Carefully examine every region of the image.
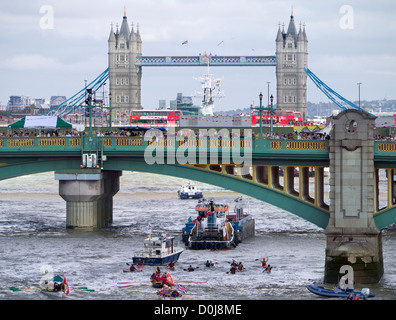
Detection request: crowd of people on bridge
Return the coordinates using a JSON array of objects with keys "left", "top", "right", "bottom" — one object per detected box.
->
[{"left": 1, "top": 128, "right": 396, "bottom": 142}]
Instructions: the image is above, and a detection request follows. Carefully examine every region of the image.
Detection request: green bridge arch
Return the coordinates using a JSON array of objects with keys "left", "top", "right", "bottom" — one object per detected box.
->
[
  {"left": 2, "top": 154, "right": 396, "bottom": 230},
  {"left": 1, "top": 156, "right": 330, "bottom": 229}
]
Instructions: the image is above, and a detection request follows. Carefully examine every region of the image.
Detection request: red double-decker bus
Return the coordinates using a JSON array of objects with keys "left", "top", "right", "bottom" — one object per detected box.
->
[
  {"left": 130, "top": 110, "right": 182, "bottom": 127},
  {"left": 251, "top": 110, "right": 303, "bottom": 126}
]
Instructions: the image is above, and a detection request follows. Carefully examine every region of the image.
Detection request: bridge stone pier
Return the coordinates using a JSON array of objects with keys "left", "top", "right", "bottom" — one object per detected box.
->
[
  {"left": 55, "top": 170, "right": 122, "bottom": 229},
  {"left": 325, "top": 109, "right": 384, "bottom": 284}
]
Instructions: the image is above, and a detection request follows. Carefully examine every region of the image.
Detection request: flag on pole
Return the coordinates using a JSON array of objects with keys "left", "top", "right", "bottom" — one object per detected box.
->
[
  {"left": 63, "top": 276, "right": 70, "bottom": 296},
  {"left": 182, "top": 40, "right": 188, "bottom": 45}
]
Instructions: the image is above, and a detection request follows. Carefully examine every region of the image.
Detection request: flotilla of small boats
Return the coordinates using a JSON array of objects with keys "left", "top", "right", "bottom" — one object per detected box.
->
[{"left": 7, "top": 187, "right": 377, "bottom": 300}]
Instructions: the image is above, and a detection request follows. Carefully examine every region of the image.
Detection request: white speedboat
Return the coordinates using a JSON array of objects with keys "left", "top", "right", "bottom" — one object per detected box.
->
[{"left": 178, "top": 182, "right": 203, "bottom": 199}]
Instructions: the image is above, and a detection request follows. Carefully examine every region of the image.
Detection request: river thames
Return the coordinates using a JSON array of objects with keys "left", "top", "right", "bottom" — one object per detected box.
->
[{"left": 0, "top": 171, "right": 395, "bottom": 300}]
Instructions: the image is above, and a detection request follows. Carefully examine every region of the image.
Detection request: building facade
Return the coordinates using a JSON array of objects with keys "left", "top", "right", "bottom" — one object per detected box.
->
[
  {"left": 276, "top": 12, "right": 308, "bottom": 119},
  {"left": 108, "top": 10, "right": 142, "bottom": 120}
]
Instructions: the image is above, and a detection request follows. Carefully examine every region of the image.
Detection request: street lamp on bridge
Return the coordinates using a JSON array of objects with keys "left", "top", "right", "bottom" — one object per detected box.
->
[
  {"left": 357, "top": 82, "right": 362, "bottom": 110},
  {"left": 252, "top": 92, "right": 274, "bottom": 139},
  {"left": 107, "top": 92, "right": 119, "bottom": 132}
]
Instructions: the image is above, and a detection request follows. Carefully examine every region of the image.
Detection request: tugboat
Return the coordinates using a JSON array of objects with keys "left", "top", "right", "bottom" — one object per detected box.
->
[
  {"left": 182, "top": 197, "right": 255, "bottom": 248},
  {"left": 178, "top": 181, "right": 203, "bottom": 199},
  {"left": 132, "top": 234, "right": 184, "bottom": 266}
]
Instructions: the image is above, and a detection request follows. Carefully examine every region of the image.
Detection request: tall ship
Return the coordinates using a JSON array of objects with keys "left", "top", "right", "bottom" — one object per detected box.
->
[
  {"left": 194, "top": 61, "right": 224, "bottom": 116},
  {"left": 182, "top": 197, "right": 255, "bottom": 250}
]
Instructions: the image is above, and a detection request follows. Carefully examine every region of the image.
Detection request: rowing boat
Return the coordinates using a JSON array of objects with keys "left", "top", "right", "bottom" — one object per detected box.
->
[
  {"left": 151, "top": 280, "right": 165, "bottom": 288},
  {"left": 41, "top": 289, "right": 66, "bottom": 298},
  {"left": 123, "top": 268, "right": 143, "bottom": 273},
  {"left": 39, "top": 274, "right": 70, "bottom": 298}
]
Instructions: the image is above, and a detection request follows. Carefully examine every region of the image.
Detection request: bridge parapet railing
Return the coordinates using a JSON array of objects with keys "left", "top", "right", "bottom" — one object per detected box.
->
[
  {"left": 0, "top": 136, "right": 82, "bottom": 150},
  {"left": 258, "top": 139, "right": 328, "bottom": 152},
  {"left": 100, "top": 137, "right": 253, "bottom": 149},
  {"left": 376, "top": 141, "right": 396, "bottom": 152},
  {"left": 0, "top": 136, "right": 329, "bottom": 153}
]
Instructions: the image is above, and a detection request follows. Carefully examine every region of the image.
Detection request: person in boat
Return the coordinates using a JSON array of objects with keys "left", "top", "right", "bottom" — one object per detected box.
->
[
  {"left": 260, "top": 257, "right": 269, "bottom": 268},
  {"left": 196, "top": 214, "right": 203, "bottom": 223},
  {"left": 137, "top": 260, "right": 144, "bottom": 268},
  {"left": 188, "top": 216, "right": 193, "bottom": 223},
  {"left": 188, "top": 265, "right": 195, "bottom": 272},
  {"left": 54, "top": 282, "right": 62, "bottom": 292},
  {"left": 169, "top": 261, "right": 175, "bottom": 269},
  {"left": 161, "top": 271, "right": 168, "bottom": 284},
  {"left": 229, "top": 266, "right": 236, "bottom": 274},
  {"left": 129, "top": 264, "right": 136, "bottom": 272},
  {"left": 205, "top": 260, "right": 211, "bottom": 267},
  {"left": 264, "top": 264, "right": 272, "bottom": 273},
  {"left": 230, "top": 260, "right": 237, "bottom": 268},
  {"left": 151, "top": 268, "right": 163, "bottom": 282},
  {"left": 238, "top": 262, "right": 244, "bottom": 272},
  {"left": 171, "top": 289, "right": 181, "bottom": 298}
]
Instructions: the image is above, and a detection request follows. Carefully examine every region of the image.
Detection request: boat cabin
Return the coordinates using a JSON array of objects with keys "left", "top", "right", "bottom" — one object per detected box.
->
[{"left": 143, "top": 236, "right": 176, "bottom": 256}]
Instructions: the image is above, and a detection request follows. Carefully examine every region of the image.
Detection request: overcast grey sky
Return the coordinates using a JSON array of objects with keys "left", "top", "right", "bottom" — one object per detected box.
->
[{"left": 0, "top": 0, "right": 395, "bottom": 111}]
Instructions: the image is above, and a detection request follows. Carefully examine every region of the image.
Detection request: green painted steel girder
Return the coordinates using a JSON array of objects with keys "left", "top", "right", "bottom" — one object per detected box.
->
[
  {"left": 0, "top": 155, "right": 329, "bottom": 228},
  {"left": 106, "top": 158, "right": 331, "bottom": 229}
]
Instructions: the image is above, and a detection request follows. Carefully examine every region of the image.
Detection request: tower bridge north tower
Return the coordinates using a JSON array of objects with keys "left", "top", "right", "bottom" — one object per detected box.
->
[{"left": 108, "top": 10, "right": 143, "bottom": 115}]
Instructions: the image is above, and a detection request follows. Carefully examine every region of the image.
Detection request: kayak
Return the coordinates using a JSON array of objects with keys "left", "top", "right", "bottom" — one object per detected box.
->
[{"left": 307, "top": 284, "right": 374, "bottom": 298}]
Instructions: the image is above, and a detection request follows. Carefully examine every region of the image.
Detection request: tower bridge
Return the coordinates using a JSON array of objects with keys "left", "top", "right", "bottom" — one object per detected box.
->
[
  {"left": 106, "top": 10, "right": 308, "bottom": 119},
  {"left": 44, "top": 10, "right": 308, "bottom": 119}
]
